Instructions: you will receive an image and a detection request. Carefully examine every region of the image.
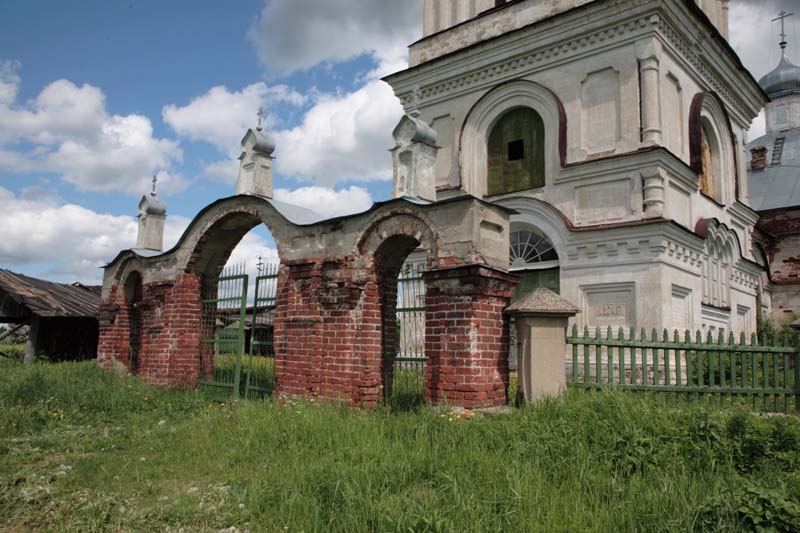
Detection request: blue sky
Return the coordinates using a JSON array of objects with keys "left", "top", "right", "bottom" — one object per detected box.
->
[{"left": 0, "top": 0, "right": 796, "bottom": 283}]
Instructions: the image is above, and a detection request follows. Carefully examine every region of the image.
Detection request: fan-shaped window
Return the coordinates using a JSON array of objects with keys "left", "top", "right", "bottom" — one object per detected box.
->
[
  {"left": 510, "top": 230, "right": 558, "bottom": 269},
  {"left": 487, "top": 108, "right": 545, "bottom": 195}
]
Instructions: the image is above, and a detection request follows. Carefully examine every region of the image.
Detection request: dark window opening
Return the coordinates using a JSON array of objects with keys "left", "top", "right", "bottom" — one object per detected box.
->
[
  {"left": 508, "top": 139, "right": 525, "bottom": 161},
  {"left": 487, "top": 107, "right": 545, "bottom": 195}
]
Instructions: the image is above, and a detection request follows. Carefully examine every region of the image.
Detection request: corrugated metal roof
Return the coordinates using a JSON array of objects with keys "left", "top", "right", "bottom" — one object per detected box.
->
[
  {"left": 0, "top": 269, "right": 100, "bottom": 319},
  {"left": 746, "top": 128, "right": 800, "bottom": 211}
]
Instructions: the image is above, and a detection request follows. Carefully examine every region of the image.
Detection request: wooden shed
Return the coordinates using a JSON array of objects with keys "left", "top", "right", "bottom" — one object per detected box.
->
[{"left": 0, "top": 269, "right": 100, "bottom": 362}]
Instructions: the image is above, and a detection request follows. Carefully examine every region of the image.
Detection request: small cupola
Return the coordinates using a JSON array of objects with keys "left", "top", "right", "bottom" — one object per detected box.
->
[
  {"left": 137, "top": 175, "right": 167, "bottom": 252},
  {"left": 758, "top": 12, "right": 800, "bottom": 133},
  {"left": 236, "top": 107, "right": 275, "bottom": 198},
  {"left": 759, "top": 53, "right": 800, "bottom": 100}
]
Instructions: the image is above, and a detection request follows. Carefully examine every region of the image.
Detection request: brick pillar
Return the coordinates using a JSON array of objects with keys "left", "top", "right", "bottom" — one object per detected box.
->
[
  {"left": 163, "top": 273, "right": 202, "bottom": 387},
  {"left": 424, "top": 265, "right": 518, "bottom": 408},
  {"left": 274, "top": 259, "right": 384, "bottom": 407},
  {"left": 273, "top": 261, "right": 324, "bottom": 400},
  {"left": 97, "top": 284, "right": 130, "bottom": 370}
]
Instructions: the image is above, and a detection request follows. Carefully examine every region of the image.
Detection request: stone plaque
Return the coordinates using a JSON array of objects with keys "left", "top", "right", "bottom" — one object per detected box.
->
[{"left": 582, "top": 282, "right": 635, "bottom": 329}]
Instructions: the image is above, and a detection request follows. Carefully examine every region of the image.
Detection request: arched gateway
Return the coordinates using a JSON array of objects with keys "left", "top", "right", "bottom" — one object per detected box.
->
[{"left": 97, "top": 194, "right": 517, "bottom": 408}]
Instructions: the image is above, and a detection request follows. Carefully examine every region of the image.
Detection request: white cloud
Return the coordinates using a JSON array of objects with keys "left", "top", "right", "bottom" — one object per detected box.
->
[
  {"left": 0, "top": 184, "right": 284, "bottom": 285},
  {"left": 274, "top": 80, "right": 402, "bottom": 184},
  {"left": 0, "top": 186, "right": 190, "bottom": 283},
  {"left": 203, "top": 158, "right": 240, "bottom": 184},
  {"left": 248, "top": 0, "right": 422, "bottom": 76},
  {"left": 274, "top": 185, "right": 373, "bottom": 218},
  {"left": 0, "top": 65, "right": 185, "bottom": 196},
  {"left": 747, "top": 109, "right": 767, "bottom": 142},
  {"left": 163, "top": 83, "right": 305, "bottom": 156},
  {"left": 0, "top": 60, "right": 21, "bottom": 106}
]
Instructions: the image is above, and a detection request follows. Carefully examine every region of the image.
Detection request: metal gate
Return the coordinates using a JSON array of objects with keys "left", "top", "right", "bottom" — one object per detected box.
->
[
  {"left": 248, "top": 263, "right": 279, "bottom": 397},
  {"left": 386, "top": 262, "right": 427, "bottom": 407},
  {"left": 199, "top": 265, "right": 249, "bottom": 397},
  {"left": 198, "top": 262, "right": 280, "bottom": 399}
]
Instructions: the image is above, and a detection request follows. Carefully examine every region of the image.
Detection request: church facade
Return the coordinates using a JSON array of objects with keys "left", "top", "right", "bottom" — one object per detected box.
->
[{"left": 385, "top": 0, "right": 766, "bottom": 337}]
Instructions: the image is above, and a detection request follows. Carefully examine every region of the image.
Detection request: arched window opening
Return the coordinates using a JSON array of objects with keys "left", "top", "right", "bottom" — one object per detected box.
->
[
  {"left": 699, "top": 118, "right": 722, "bottom": 201},
  {"left": 123, "top": 272, "right": 143, "bottom": 375},
  {"left": 509, "top": 228, "right": 560, "bottom": 297},
  {"left": 487, "top": 108, "right": 545, "bottom": 196},
  {"left": 702, "top": 238, "right": 732, "bottom": 309}
]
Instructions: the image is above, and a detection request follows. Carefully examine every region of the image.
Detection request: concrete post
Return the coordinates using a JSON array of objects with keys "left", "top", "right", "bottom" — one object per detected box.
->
[{"left": 506, "top": 288, "right": 579, "bottom": 404}]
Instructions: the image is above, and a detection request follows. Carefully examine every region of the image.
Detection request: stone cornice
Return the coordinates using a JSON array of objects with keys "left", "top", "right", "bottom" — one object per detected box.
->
[
  {"left": 653, "top": 1, "right": 765, "bottom": 126},
  {"left": 385, "top": 0, "right": 764, "bottom": 129}
]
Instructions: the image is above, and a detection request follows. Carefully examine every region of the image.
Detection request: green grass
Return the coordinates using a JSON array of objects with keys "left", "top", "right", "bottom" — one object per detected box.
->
[
  {"left": 2, "top": 360, "right": 800, "bottom": 531},
  {"left": 0, "top": 343, "right": 25, "bottom": 361}
]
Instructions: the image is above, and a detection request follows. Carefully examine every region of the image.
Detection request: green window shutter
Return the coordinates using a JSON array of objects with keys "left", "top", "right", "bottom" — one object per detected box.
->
[{"left": 487, "top": 108, "right": 546, "bottom": 196}]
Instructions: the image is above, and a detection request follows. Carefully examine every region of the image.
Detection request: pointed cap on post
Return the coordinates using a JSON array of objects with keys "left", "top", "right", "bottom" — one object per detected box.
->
[
  {"left": 138, "top": 175, "right": 166, "bottom": 216},
  {"left": 505, "top": 288, "right": 580, "bottom": 317}
]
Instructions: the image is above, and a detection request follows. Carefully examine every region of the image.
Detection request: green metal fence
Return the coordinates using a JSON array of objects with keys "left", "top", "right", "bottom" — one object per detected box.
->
[
  {"left": 247, "top": 263, "right": 279, "bottom": 397},
  {"left": 199, "top": 264, "right": 249, "bottom": 397},
  {"left": 387, "top": 262, "right": 427, "bottom": 408},
  {"left": 567, "top": 326, "right": 800, "bottom": 414}
]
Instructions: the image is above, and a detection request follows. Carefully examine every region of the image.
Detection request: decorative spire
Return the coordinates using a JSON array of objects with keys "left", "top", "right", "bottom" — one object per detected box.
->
[
  {"left": 773, "top": 10, "right": 794, "bottom": 51},
  {"left": 256, "top": 106, "right": 264, "bottom": 132},
  {"left": 151, "top": 174, "right": 157, "bottom": 196},
  {"left": 408, "top": 87, "right": 421, "bottom": 118}
]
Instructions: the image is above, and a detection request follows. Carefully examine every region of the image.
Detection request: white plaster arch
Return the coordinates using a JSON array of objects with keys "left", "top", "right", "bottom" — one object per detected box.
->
[
  {"left": 691, "top": 93, "right": 736, "bottom": 206},
  {"left": 494, "top": 197, "right": 570, "bottom": 268},
  {"left": 459, "top": 80, "right": 565, "bottom": 199}
]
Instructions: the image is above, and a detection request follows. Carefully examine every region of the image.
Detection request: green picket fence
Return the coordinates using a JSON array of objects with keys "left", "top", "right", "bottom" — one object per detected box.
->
[{"left": 567, "top": 326, "right": 800, "bottom": 414}]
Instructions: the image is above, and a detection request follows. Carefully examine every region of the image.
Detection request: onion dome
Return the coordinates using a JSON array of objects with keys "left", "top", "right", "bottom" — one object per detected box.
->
[{"left": 759, "top": 52, "right": 800, "bottom": 99}]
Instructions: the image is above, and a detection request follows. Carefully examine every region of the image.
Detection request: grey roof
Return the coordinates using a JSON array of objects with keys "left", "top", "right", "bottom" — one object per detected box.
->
[
  {"left": 747, "top": 128, "right": 800, "bottom": 211},
  {"left": 139, "top": 193, "right": 166, "bottom": 216},
  {"left": 0, "top": 269, "right": 100, "bottom": 319},
  {"left": 130, "top": 248, "right": 163, "bottom": 258},
  {"left": 266, "top": 198, "right": 327, "bottom": 225},
  {"left": 393, "top": 114, "right": 438, "bottom": 147},
  {"left": 241, "top": 129, "right": 275, "bottom": 156},
  {"left": 759, "top": 52, "right": 800, "bottom": 99},
  {"left": 505, "top": 288, "right": 579, "bottom": 316}
]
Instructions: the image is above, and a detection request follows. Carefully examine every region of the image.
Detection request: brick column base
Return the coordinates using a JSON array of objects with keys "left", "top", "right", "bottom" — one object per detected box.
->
[
  {"left": 424, "top": 265, "right": 518, "bottom": 408},
  {"left": 97, "top": 273, "right": 202, "bottom": 388}
]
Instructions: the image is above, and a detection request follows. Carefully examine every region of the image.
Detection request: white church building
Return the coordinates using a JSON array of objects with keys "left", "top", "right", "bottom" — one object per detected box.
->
[{"left": 384, "top": 0, "right": 766, "bottom": 337}]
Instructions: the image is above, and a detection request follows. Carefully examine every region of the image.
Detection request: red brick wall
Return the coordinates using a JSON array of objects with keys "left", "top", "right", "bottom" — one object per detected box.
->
[
  {"left": 424, "top": 265, "right": 518, "bottom": 408},
  {"left": 97, "top": 273, "right": 202, "bottom": 388},
  {"left": 273, "top": 258, "right": 385, "bottom": 407},
  {"left": 99, "top": 252, "right": 517, "bottom": 409}
]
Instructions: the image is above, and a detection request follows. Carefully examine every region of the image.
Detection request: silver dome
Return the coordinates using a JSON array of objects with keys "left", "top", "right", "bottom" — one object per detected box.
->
[{"left": 759, "top": 52, "right": 800, "bottom": 99}]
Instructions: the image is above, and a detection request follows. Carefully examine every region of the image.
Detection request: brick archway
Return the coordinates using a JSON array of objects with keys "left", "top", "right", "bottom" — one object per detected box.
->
[{"left": 98, "top": 195, "right": 517, "bottom": 408}]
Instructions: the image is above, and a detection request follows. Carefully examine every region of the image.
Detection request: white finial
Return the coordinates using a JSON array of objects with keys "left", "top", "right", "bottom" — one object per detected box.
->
[
  {"left": 257, "top": 106, "right": 264, "bottom": 132},
  {"left": 151, "top": 174, "right": 157, "bottom": 196},
  {"left": 773, "top": 11, "right": 794, "bottom": 51},
  {"left": 408, "top": 87, "right": 421, "bottom": 118}
]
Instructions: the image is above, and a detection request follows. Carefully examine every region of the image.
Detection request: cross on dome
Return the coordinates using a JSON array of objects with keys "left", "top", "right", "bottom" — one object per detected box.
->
[
  {"left": 257, "top": 106, "right": 264, "bottom": 132},
  {"left": 773, "top": 10, "right": 794, "bottom": 51}
]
